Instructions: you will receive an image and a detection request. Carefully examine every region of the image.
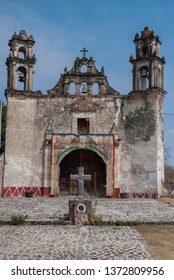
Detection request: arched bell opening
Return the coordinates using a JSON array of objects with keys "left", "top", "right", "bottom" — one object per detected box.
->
[
  {"left": 59, "top": 149, "right": 106, "bottom": 196},
  {"left": 18, "top": 47, "right": 26, "bottom": 59},
  {"left": 80, "top": 64, "right": 88, "bottom": 73},
  {"left": 140, "top": 66, "right": 149, "bottom": 90},
  {"left": 17, "top": 66, "right": 26, "bottom": 90},
  {"left": 80, "top": 82, "right": 88, "bottom": 95},
  {"left": 69, "top": 82, "right": 76, "bottom": 95},
  {"left": 92, "top": 82, "right": 99, "bottom": 95}
]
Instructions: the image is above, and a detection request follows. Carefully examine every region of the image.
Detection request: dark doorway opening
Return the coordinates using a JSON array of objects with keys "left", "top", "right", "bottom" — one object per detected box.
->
[{"left": 59, "top": 149, "right": 106, "bottom": 196}]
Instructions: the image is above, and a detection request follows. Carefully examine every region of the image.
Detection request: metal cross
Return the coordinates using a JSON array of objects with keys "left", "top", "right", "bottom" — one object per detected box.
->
[
  {"left": 80, "top": 48, "right": 88, "bottom": 58},
  {"left": 70, "top": 167, "right": 91, "bottom": 196}
]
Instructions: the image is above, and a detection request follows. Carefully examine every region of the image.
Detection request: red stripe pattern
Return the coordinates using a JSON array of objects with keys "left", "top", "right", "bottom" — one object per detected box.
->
[{"left": 3, "top": 187, "right": 50, "bottom": 197}]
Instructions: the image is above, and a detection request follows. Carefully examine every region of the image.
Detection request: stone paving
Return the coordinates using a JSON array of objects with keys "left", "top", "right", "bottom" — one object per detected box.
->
[
  {"left": 0, "top": 225, "right": 152, "bottom": 260},
  {"left": 0, "top": 196, "right": 174, "bottom": 260},
  {"left": 0, "top": 196, "right": 174, "bottom": 223}
]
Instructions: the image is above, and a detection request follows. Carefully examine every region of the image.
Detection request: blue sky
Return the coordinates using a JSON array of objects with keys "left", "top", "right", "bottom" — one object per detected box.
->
[{"left": 0, "top": 0, "right": 174, "bottom": 164}]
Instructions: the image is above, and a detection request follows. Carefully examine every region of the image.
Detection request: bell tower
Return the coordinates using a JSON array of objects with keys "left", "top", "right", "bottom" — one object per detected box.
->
[
  {"left": 129, "top": 27, "right": 165, "bottom": 91},
  {"left": 5, "top": 30, "right": 36, "bottom": 92}
]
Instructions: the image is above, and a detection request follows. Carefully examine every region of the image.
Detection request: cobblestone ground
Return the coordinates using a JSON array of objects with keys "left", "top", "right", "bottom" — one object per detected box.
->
[
  {"left": 0, "top": 225, "right": 152, "bottom": 260},
  {"left": 0, "top": 196, "right": 174, "bottom": 223},
  {"left": 0, "top": 197, "right": 173, "bottom": 260}
]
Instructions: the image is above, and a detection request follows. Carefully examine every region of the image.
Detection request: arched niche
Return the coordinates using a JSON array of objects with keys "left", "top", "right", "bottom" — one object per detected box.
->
[
  {"left": 80, "top": 64, "right": 88, "bottom": 73},
  {"left": 93, "top": 82, "right": 99, "bottom": 95},
  {"left": 80, "top": 82, "right": 88, "bottom": 95},
  {"left": 18, "top": 47, "right": 26, "bottom": 59},
  {"left": 69, "top": 82, "right": 76, "bottom": 95},
  {"left": 17, "top": 66, "right": 26, "bottom": 90},
  {"left": 140, "top": 66, "right": 149, "bottom": 90}
]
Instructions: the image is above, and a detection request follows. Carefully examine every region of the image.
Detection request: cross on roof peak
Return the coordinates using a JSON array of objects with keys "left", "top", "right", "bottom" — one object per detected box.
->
[{"left": 80, "top": 47, "right": 88, "bottom": 58}]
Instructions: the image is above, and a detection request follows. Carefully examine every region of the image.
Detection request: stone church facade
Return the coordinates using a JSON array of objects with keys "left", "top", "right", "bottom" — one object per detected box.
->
[{"left": 2, "top": 27, "right": 165, "bottom": 198}]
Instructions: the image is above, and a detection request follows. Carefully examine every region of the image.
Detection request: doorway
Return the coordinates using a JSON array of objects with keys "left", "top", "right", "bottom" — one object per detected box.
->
[{"left": 59, "top": 149, "right": 106, "bottom": 196}]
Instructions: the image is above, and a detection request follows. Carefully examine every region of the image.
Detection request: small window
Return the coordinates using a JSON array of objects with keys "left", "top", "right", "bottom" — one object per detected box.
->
[{"left": 77, "top": 118, "right": 89, "bottom": 134}]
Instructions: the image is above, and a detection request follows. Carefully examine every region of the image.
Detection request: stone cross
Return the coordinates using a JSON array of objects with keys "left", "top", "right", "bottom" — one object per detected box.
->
[
  {"left": 80, "top": 48, "right": 88, "bottom": 58},
  {"left": 70, "top": 167, "right": 91, "bottom": 195}
]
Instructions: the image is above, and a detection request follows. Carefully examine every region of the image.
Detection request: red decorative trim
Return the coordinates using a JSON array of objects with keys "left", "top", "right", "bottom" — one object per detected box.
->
[
  {"left": 2, "top": 187, "right": 50, "bottom": 197},
  {"left": 111, "top": 192, "right": 157, "bottom": 199},
  {"left": 42, "top": 187, "right": 51, "bottom": 196},
  {"left": 131, "top": 192, "right": 158, "bottom": 199},
  {"left": 2, "top": 187, "right": 157, "bottom": 199}
]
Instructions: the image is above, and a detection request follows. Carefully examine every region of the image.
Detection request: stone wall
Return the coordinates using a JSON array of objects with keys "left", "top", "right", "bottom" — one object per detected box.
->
[{"left": 3, "top": 90, "right": 163, "bottom": 197}]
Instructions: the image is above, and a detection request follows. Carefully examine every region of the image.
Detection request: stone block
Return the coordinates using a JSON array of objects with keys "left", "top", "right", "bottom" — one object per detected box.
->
[{"left": 69, "top": 199, "right": 92, "bottom": 225}]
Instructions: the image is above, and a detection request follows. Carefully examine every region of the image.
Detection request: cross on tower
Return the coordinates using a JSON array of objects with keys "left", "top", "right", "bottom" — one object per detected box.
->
[
  {"left": 70, "top": 167, "right": 91, "bottom": 196},
  {"left": 80, "top": 48, "right": 88, "bottom": 58}
]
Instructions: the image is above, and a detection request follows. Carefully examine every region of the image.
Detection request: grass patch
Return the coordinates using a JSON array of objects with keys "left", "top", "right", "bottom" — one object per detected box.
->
[
  {"left": 54, "top": 214, "right": 70, "bottom": 226},
  {"left": 136, "top": 224, "right": 174, "bottom": 259},
  {"left": 106, "top": 220, "right": 140, "bottom": 226},
  {"left": 54, "top": 219, "right": 68, "bottom": 226},
  {"left": 88, "top": 210, "right": 103, "bottom": 226},
  {"left": 10, "top": 215, "right": 27, "bottom": 226}
]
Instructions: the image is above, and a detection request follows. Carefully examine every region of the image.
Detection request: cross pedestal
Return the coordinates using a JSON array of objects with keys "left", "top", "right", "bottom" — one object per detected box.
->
[
  {"left": 70, "top": 167, "right": 91, "bottom": 196},
  {"left": 69, "top": 199, "right": 92, "bottom": 225}
]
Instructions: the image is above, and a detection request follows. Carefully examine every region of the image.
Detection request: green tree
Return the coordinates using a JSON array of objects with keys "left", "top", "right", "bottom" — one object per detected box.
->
[{"left": 0, "top": 102, "right": 7, "bottom": 154}]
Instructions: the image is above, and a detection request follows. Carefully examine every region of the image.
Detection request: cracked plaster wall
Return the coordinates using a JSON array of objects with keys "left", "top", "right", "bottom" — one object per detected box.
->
[
  {"left": 3, "top": 93, "right": 163, "bottom": 195},
  {"left": 116, "top": 93, "right": 164, "bottom": 194}
]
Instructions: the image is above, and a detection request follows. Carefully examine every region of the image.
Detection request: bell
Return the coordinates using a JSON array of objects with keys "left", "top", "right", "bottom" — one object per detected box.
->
[
  {"left": 18, "top": 72, "right": 25, "bottom": 82},
  {"left": 141, "top": 68, "right": 149, "bottom": 78},
  {"left": 81, "top": 85, "right": 87, "bottom": 94}
]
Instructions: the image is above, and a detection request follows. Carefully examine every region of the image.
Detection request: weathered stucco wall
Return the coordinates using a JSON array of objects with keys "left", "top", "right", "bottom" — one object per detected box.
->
[
  {"left": 3, "top": 91, "right": 164, "bottom": 197},
  {"left": 116, "top": 92, "right": 164, "bottom": 195},
  {"left": 4, "top": 98, "right": 43, "bottom": 188}
]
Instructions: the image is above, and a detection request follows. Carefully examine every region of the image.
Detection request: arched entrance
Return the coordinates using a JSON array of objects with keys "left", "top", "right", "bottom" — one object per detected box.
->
[{"left": 59, "top": 149, "right": 106, "bottom": 196}]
